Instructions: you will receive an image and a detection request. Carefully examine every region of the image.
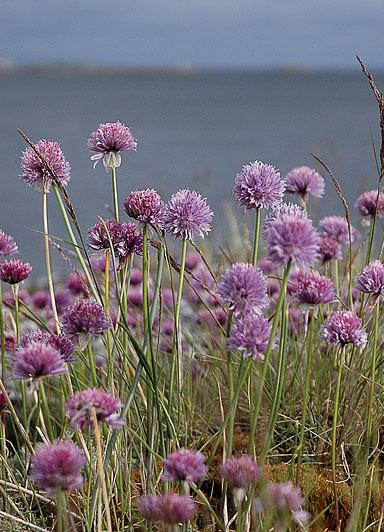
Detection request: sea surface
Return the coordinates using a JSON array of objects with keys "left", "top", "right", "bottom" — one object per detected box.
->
[{"left": 0, "top": 67, "right": 382, "bottom": 274}]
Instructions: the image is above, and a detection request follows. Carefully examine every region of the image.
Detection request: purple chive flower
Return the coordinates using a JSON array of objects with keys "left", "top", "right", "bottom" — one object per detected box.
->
[
  {"left": 233, "top": 161, "right": 285, "bottom": 210},
  {"left": 355, "top": 260, "right": 384, "bottom": 299},
  {"left": 163, "top": 189, "right": 213, "bottom": 241},
  {"left": 88, "top": 219, "right": 142, "bottom": 260},
  {"left": 292, "top": 270, "right": 336, "bottom": 305},
  {"left": 19, "top": 330, "right": 76, "bottom": 363},
  {"left": 66, "top": 272, "right": 88, "bottom": 297},
  {"left": 162, "top": 449, "right": 207, "bottom": 483},
  {"left": 355, "top": 190, "right": 384, "bottom": 220},
  {"left": 319, "top": 216, "right": 358, "bottom": 245},
  {"left": 61, "top": 299, "right": 111, "bottom": 340},
  {"left": 263, "top": 202, "right": 308, "bottom": 239},
  {"left": 0, "top": 230, "right": 18, "bottom": 257},
  {"left": 285, "top": 166, "right": 325, "bottom": 200},
  {"left": 32, "top": 291, "right": 50, "bottom": 311},
  {"left": 220, "top": 455, "right": 260, "bottom": 488},
  {"left": 185, "top": 252, "right": 202, "bottom": 271},
  {"left": 30, "top": 440, "right": 86, "bottom": 496},
  {"left": 228, "top": 314, "right": 272, "bottom": 362},
  {"left": 124, "top": 189, "right": 165, "bottom": 227},
  {"left": 0, "top": 259, "right": 32, "bottom": 285},
  {"left": 88, "top": 121, "right": 137, "bottom": 170},
  {"left": 318, "top": 236, "right": 343, "bottom": 263},
  {"left": 13, "top": 342, "right": 67, "bottom": 380},
  {"left": 266, "top": 214, "right": 319, "bottom": 268},
  {"left": 66, "top": 388, "right": 123, "bottom": 431},
  {"left": 138, "top": 493, "right": 197, "bottom": 524},
  {"left": 217, "top": 263, "right": 268, "bottom": 315},
  {"left": 257, "top": 482, "right": 310, "bottom": 525},
  {"left": 20, "top": 139, "right": 71, "bottom": 193},
  {"left": 321, "top": 310, "right": 367, "bottom": 346}
]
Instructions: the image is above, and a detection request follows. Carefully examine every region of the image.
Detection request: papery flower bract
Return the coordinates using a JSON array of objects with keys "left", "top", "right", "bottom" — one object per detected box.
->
[
  {"left": 0, "top": 259, "right": 32, "bottom": 285},
  {"left": 0, "top": 230, "right": 18, "bottom": 257},
  {"left": 13, "top": 342, "right": 67, "bottom": 380},
  {"left": 285, "top": 166, "right": 325, "bottom": 199},
  {"left": 355, "top": 260, "right": 384, "bottom": 298},
  {"left": 217, "top": 263, "right": 268, "bottom": 315},
  {"left": 88, "top": 121, "right": 137, "bottom": 170},
  {"left": 124, "top": 189, "right": 165, "bottom": 227},
  {"left": 163, "top": 189, "right": 213, "bottom": 241},
  {"left": 318, "top": 236, "right": 342, "bottom": 263},
  {"left": 20, "top": 139, "right": 71, "bottom": 193},
  {"left": 61, "top": 299, "right": 111, "bottom": 340},
  {"left": 228, "top": 314, "right": 272, "bottom": 361},
  {"left": 233, "top": 161, "right": 285, "bottom": 210},
  {"left": 220, "top": 455, "right": 260, "bottom": 488},
  {"left": 321, "top": 310, "right": 367, "bottom": 346},
  {"left": 319, "top": 216, "right": 358, "bottom": 245},
  {"left": 162, "top": 449, "right": 207, "bottom": 483},
  {"left": 266, "top": 214, "right": 319, "bottom": 268},
  {"left": 355, "top": 190, "right": 384, "bottom": 220},
  {"left": 66, "top": 388, "right": 123, "bottom": 431},
  {"left": 30, "top": 440, "right": 86, "bottom": 496},
  {"left": 292, "top": 270, "right": 336, "bottom": 305},
  {"left": 138, "top": 493, "right": 197, "bottom": 524}
]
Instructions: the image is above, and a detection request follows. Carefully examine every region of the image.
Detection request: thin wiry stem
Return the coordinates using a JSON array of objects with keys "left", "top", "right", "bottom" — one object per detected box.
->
[{"left": 43, "top": 191, "right": 60, "bottom": 333}]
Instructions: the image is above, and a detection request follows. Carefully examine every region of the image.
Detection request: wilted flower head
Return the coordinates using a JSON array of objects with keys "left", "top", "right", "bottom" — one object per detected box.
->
[
  {"left": 292, "top": 270, "right": 336, "bottom": 305},
  {"left": 163, "top": 189, "right": 213, "bottom": 240},
  {"left": 266, "top": 214, "right": 319, "bottom": 268},
  {"left": 13, "top": 342, "right": 67, "bottom": 380},
  {"left": 355, "top": 260, "right": 384, "bottom": 299},
  {"left": 318, "top": 236, "right": 343, "bottom": 263},
  {"left": 88, "top": 219, "right": 142, "bottom": 260},
  {"left": 0, "top": 259, "right": 32, "bottom": 285},
  {"left": 88, "top": 121, "right": 137, "bottom": 170},
  {"left": 233, "top": 161, "right": 285, "bottom": 210},
  {"left": 285, "top": 166, "right": 325, "bottom": 200},
  {"left": 319, "top": 216, "right": 358, "bottom": 245},
  {"left": 228, "top": 314, "right": 272, "bottom": 361},
  {"left": 124, "top": 189, "right": 165, "bottom": 227},
  {"left": 20, "top": 139, "right": 71, "bottom": 193},
  {"left": 0, "top": 230, "right": 18, "bottom": 257},
  {"left": 355, "top": 190, "right": 384, "bottom": 220},
  {"left": 220, "top": 455, "right": 260, "bottom": 488},
  {"left": 217, "top": 263, "right": 268, "bottom": 315},
  {"left": 321, "top": 310, "right": 367, "bottom": 346},
  {"left": 19, "top": 330, "right": 76, "bottom": 363},
  {"left": 138, "top": 493, "right": 197, "bottom": 524},
  {"left": 30, "top": 440, "right": 86, "bottom": 496},
  {"left": 162, "top": 449, "right": 207, "bottom": 483},
  {"left": 61, "top": 299, "right": 111, "bottom": 341},
  {"left": 66, "top": 388, "right": 123, "bottom": 431}
]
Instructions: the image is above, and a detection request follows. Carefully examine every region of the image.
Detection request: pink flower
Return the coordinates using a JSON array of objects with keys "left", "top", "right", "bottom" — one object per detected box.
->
[
  {"left": 13, "top": 342, "right": 67, "bottom": 380},
  {"left": 218, "top": 263, "right": 268, "bottom": 315},
  {"left": 124, "top": 189, "right": 165, "bottom": 227},
  {"left": 88, "top": 121, "right": 137, "bottom": 170},
  {"left": 228, "top": 314, "right": 272, "bottom": 361},
  {"left": 321, "top": 310, "right": 367, "bottom": 346},
  {"left": 139, "top": 493, "right": 197, "bottom": 524},
  {"left": 66, "top": 388, "right": 123, "bottom": 430},
  {"left": 0, "top": 259, "right": 32, "bottom": 285},
  {"left": 163, "top": 189, "right": 213, "bottom": 241},
  {"left": 162, "top": 449, "right": 207, "bottom": 483},
  {"left": 233, "top": 161, "right": 285, "bottom": 210},
  {"left": 0, "top": 230, "right": 18, "bottom": 257},
  {"left": 220, "top": 455, "right": 260, "bottom": 488},
  {"left": 285, "top": 166, "right": 324, "bottom": 200},
  {"left": 292, "top": 270, "right": 336, "bottom": 305}
]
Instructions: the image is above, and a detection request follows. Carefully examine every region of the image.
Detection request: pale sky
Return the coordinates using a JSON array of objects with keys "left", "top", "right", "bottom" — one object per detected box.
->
[{"left": 1, "top": 0, "right": 384, "bottom": 68}]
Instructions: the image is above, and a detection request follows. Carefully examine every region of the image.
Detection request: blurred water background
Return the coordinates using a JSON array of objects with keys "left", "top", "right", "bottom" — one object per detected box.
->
[{"left": 0, "top": 67, "right": 382, "bottom": 273}]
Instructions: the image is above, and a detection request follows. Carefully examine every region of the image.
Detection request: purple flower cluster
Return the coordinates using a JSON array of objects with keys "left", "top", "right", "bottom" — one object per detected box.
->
[
  {"left": 87, "top": 219, "right": 142, "bottom": 260},
  {"left": 318, "top": 236, "right": 342, "bottom": 263},
  {"left": 220, "top": 455, "right": 260, "bottom": 488},
  {"left": 321, "top": 310, "right": 367, "bottom": 347},
  {"left": 13, "top": 342, "right": 67, "bottom": 380},
  {"left": 61, "top": 299, "right": 111, "bottom": 340},
  {"left": 88, "top": 121, "right": 137, "bottom": 170},
  {"left": 19, "top": 330, "right": 76, "bottom": 363},
  {"left": 217, "top": 263, "right": 268, "bottom": 315},
  {"left": 285, "top": 166, "right": 324, "bottom": 200},
  {"left": 0, "top": 259, "right": 32, "bottom": 285},
  {"left": 355, "top": 190, "right": 384, "bottom": 220},
  {"left": 124, "top": 189, "right": 165, "bottom": 227},
  {"left": 162, "top": 448, "right": 207, "bottom": 483},
  {"left": 30, "top": 440, "right": 86, "bottom": 495},
  {"left": 163, "top": 189, "right": 213, "bottom": 240},
  {"left": 66, "top": 388, "right": 123, "bottom": 430},
  {"left": 255, "top": 482, "right": 310, "bottom": 526},
  {"left": 228, "top": 314, "right": 271, "bottom": 361},
  {"left": 319, "top": 216, "right": 358, "bottom": 245},
  {"left": 0, "top": 230, "right": 18, "bottom": 257},
  {"left": 292, "top": 270, "right": 336, "bottom": 305},
  {"left": 20, "top": 139, "right": 71, "bottom": 193},
  {"left": 139, "top": 493, "right": 197, "bottom": 524},
  {"left": 233, "top": 161, "right": 285, "bottom": 210},
  {"left": 355, "top": 260, "right": 384, "bottom": 299}
]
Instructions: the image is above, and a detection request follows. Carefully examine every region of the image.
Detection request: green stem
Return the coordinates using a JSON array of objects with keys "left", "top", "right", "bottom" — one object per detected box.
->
[
  {"left": 13, "top": 285, "right": 20, "bottom": 342},
  {"left": 56, "top": 489, "right": 64, "bottom": 532},
  {"left": 332, "top": 346, "right": 345, "bottom": 531},
  {"left": 111, "top": 167, "right": 119, "bottom": 221},
  {"left": 43, "top": 191, "right": 60, "bottom": 333},
  {"left": 251, "top": 207, "right": 261, "bottom": 266},
  {"left": 39, "top": 381, "right": 54, "bottom": 441},
  {"left": 295, "top": 306, "right": 317, "bottom": 480},
  {"left": 87, "top": 343, "right": 98, "bottom": 387},
  {"left": 248, "top": 261, "right": 291, "bottom": 456},
  {"left": 225, "top": 312, "right": 234, "bottom": 458},
  {"left": 334, "top": 260, "right": 339, "bottom": 297}
]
